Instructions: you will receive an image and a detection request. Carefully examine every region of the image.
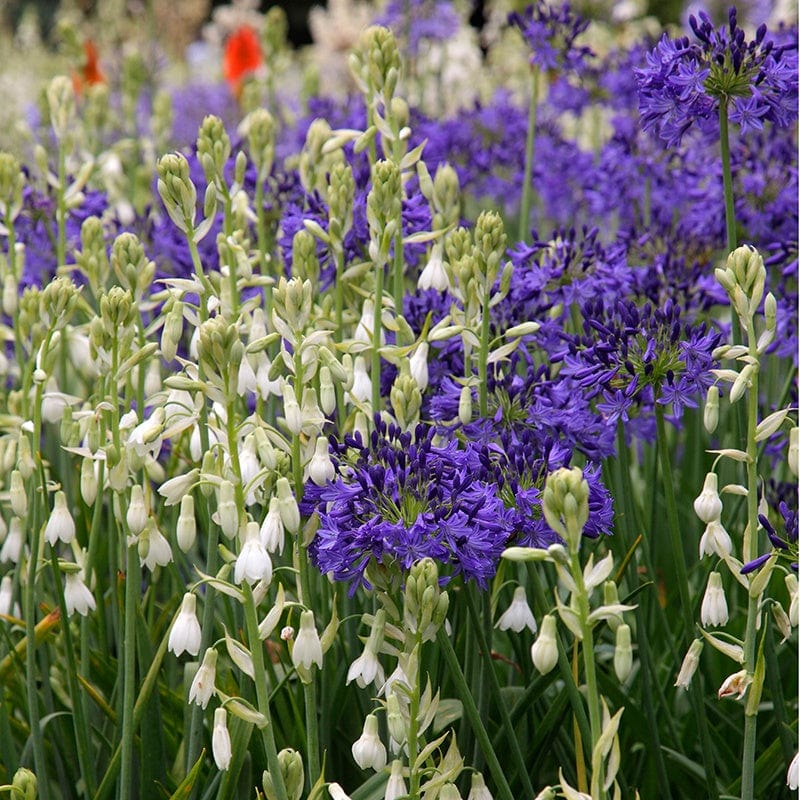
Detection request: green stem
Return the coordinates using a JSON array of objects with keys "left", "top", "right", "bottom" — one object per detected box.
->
[
  {"left": 464, "top": 590, "right": 534, "bottom": 798},
  {"left": 303, "top": 680, "right": 320, "bottom": 789},
  {"left": 119, "top": 540, "right": 140, "bottom": 800},
  {"left": 436, "top": 629, "right": 515, "bottom": 800},
  {"left": 185, "top": 230, "right": 218, "bottom": 778},
  {"left": 718, "top": 99, "right": 737, "bottom": 255},
  {"left": 392, "top": 209, "right": 404, "bottom": 318},
  {"left": 517, "top": 65, "right": 539, "bottom": 244},
  {"left": 242, "top": 583, "right": 288, "bottom": 800},
  {"left": 406, "top": 637, "right": 422, "bottom": 800},
  {"left": 371, "top": 261, "right": 384, "bottom": 414},
  {"left": 56, "top": 144, "right": 67, "bottom": 269},
  {"left": 49, "top": 550, "right": 96, "bottom": 798},
  {"left": 24, "top": 375, "right": 51, "bottom": 800},
  {"left": 655, "top": 405, "right": 719, "bottom": 799},
  {"left": 477, "top": 288, "right": 491, "bottom": 418},
  {"left": 569, "top": 550, "right": 603, "bottom": 798},
  {"left": 740, "top": 319, "right": 761, "bottom": 800}
]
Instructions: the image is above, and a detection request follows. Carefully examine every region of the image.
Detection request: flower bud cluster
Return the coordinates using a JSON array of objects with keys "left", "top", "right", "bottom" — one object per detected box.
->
[{"left": 403, "top": 558, "right": 449, "bottom": 641}]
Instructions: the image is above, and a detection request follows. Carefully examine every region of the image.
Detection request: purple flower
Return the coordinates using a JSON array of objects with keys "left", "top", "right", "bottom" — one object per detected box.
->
[
  {"left": 636, "top": 8, "right": 799, "bottom": 147},
  {"left": 376, "top": 0, "right": 461, "bottom": 56},
  {"left": 303, "top": 418, "right": 512, "bottom": 593},
  {"left": 509, "top": 2, "right": 593, "bottom": 73}
]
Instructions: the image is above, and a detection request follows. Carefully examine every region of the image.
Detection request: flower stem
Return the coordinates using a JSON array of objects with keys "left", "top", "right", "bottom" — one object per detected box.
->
[
  {"left": 569, "top": 550, "right": 604, "bottom": 798},
  {"left": 740, "top": 318, "right": 761, "bottom": 800},
  {"left": 119, "top": 539, "right": 140, "bottom": 800},
  {"left": 24, "top": 376, "right": 51, "bottom": 800},
  {"left": 718, "top": 99, "right": 737, "bottom": 255},
  {"left": 477, "top": 285, "right": 491, "bottom": 418},
  {"left": 436, "top": 628, "right": 515, "bottom": 800},
  {"left": 655, "top": 405, "right": 719, "bottom": 799},
  {"left": 242, "top": 583, "right": 289, "bottom": 800},
  {"left": 517, "top": 64, "right": 539, "bottom": 244},
  {"left": 371, "top": 261, "right": 384, "bottom": 414}
]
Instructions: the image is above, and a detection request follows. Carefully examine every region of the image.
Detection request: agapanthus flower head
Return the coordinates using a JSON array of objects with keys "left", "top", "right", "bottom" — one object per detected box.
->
[
  {"left": 377, "top": 0, "right": 461, "bottom": 57},
  {"left": 509, "top": 1, "right": 593, "bottom": 73},
  {"left": 563, "top": 297, "right": 721, "bottom": 426},
  {"left": 636, "top": 7, "right": 799, "bottom": 146},
  {"left": 304, "top": 417, "right": 511, "bottom": 593}
]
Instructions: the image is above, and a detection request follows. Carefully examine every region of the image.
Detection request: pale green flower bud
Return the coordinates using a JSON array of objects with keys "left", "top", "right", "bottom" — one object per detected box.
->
[
  {"left": 301, "top": 387, "right": 326, "bottom": 436},
  {"left": 276, "top": 477, "right": 301, "bottom": 533},
  {"left": 126, "top": 485, "right": 148, "bottom": 535},
  {"left": 261, "top": 5, "right": 289, "bottom": 60},
  {"left": 785, "top": 574, "right": 798, "bottom": 627},
  {"left": 291, "top": 229, "right": 319, "bottom": 284},
  {"left": 675, "top": 639, "right": 703, "bottom": 690},
  {"left": 299, "top": 118, "right": 343, "bottom": 196},
  {"left": 440, "top": 784, "right": 462, "bottom": 800},
  {"left": 177, "top": 495, "right": 196, "bottom": 552},
  {"left": 603, "top": 580, "right": 622, "bottom": 633},
  {"left": 10, "top": 469, "right": 27, "bottom": 518},
  {"left": 196, "top": 115, "right": 231, "bottom": 187},
  {"left": 217, "top": 480, "right": 239, "bottom": 539},
  {"left": 157, "top": 152, "right": 197, "bottom": 233},
  {"left": 789, "top": 427, "right": 799, "bottom": 477},
  {"left": 704, "top": 385, "right": 719, "bottom": 434},
  {"left": 614, "top": 623, "right": 633, "bottom": 682},
  {"left": 111, "top": 233, "right": 155, "bottom": 296},
  {"left": 80, "top": 457, "right": 98, "bottom": 506},
  {"left": 11, "top": 767, "right": 37, "bottom": 800},
  {"left": 432, "top": 163, "right": 460, "bottom": 229},
  {"left": 328, "top": 162, "right": 355, "bottom": 243},
  {"left": 458, "top": 384, "right": 472, "bottom": 425},
  {"left": 41, "top": 276, "right": 78, "bottom": 330},
  {"left": 390, "top": 373, "right": 422, "bottom": 430},
  {"left": 244, "top": 108, "right": 276, "bottom": 180},
  {"left": 16, "top": 436, "right": 34, "bottom": 480},
  {"left": 2, "top": 272, "right": 18, "bottom": 315},
  {"left": 0, "top": 152, "right": 25, "bottom": 221},
  {"left": 47, "top": 75, "right": 76, "bottom": 140},
  {"left": 263, "top": 748, "right": 304, "bottom": 800},
  {"left": 474, "top": 209, "right": 507, "bottom": 283},
  {"left": 161, "top": 301, "right": 184, "bottom": 363},
  {"left": 212, "top": 707, "right": 232, "bottom": 771},
  {"left": 76, "top": 216, "right": 110, "bottom": 291},
  {"left": 151, "top": 89, "right": 173, "bottom": 150},
  {"left": 319, "top": 366, "right": 336, "bottom": 416},
  {"left": 404, "top": 558, "right": 448, "bottom": 640},
  {"left": 531, "top": 614, "right": 559, "bottom": 675},
  {"left": 363, "top": 26, "right": 401, "bottom": 99},
  {"left": 542, "top": 467, "right": 589, "bottom": 552}
]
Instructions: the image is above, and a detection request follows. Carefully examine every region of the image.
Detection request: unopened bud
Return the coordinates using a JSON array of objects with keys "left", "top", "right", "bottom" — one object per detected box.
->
[
  {"left": 704, "top": 386, "right": 720, "bottom": 434},
  {"left": 614, "top": 623, "right": 633, "bottom": 682},
  {"left": 531, "top": 614, "right": 558, "bottom": 675},
  {"left": 177, "top": 495, "right": 196, "bottom": 552}
]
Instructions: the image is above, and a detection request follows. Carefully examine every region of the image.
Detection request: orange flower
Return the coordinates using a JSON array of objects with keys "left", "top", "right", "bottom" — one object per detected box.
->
[
  {"left": 72, "top": 40, "right": 106, "bottom": 95},
  {"left": 223, "top": 26, "right": 263, "bottom": 97}
]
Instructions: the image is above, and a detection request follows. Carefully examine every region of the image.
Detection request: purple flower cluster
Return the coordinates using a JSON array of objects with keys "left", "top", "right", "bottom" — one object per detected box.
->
[
  {"left": 636, "top": 7, "right": 798, "bottom": 146},
  {"left": 376, "top": 0, "right": 461, "bottom": 56},
  {"left": 562, "top": 298, "right": 721, "bottom": 427},
  {"left": 509, "top": 1, "right": 593, "bottom": 72},
  {"left": 304, "top": 419, "right": 511, "bottom": 592}
]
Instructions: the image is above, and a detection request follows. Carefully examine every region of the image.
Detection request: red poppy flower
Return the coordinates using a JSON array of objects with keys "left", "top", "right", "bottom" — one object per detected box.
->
[
  {"left": 72, "top": 40, "right": 106, "bottom": 95},
  {"left": 223, "top": 26, "right": 263, "bottom": 96}
]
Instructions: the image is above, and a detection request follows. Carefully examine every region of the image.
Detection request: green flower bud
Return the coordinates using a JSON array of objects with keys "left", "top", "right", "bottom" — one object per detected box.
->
[
  {"left": 76, "top": 216, "right": 109, "bottom": 291},
  {"left": 458, "top": 384, "right": 472, "bottom": 425},
  {"left": 11, "top": 767, "right": 37, "bottom": 800},
  {"left": 151, "top": 89, "right": 173, "bottom": 151},
  {"left": 390, "top": 372, "right": 422, "bottom": 430},
  {"left": 614, "top": 623, "right": 633, "bottom": 682},
  {"left": 291, "top": 229, "right": 319, "bottom": 284},
  {"left": 197, "top": 115, "right": 232, "bottom": 187},
  {"left": 542, "top": 466, "right": 589, "bottom": 552},
  {"left": 404, "top": 558, "right": 447, "bottom": 641},
  {"left": 46, "top": 75, "right": 76, "bottom": 140},
  {"left": 432, "top": 163, "right": 460, "bottom": 229},
  {"left": 244, "top": 108, "right": 276, "bottom": 180},
  {"left": 299, "top": 118, "right": 343, "bottom": 196},
  {"left": 0, "top": 151, "right": 25, "bottom": 221},
  {"left": 263, "top": 748, "right": 304, "bottom": 800},
  {"left": 41, "top": 276, "right": 78, "bottom": 331},
  {"left": 261, "top": 5, "right": 289, "bottom": 61},
  {"left": 328, "top": 162, "right": 355, "bottom": 244},
  {"left": 157, "top": 152, "right": 197, "bottom": 233},
  {"left": 111, "top": 232, "right": 154, "bottom": 296},
  {"left": 704, "top": 385, "right": 720, "bottom": 434}
]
